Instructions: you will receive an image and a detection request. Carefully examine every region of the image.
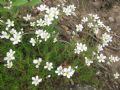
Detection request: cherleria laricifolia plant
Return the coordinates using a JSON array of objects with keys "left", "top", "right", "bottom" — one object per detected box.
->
[{"left": 0, "top": 0, "right": 120, "bottom": 90}]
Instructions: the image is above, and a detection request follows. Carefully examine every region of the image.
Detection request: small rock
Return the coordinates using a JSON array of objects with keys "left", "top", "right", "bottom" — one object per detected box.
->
[{"left": 109, "top": 17, "right": 115, "bottom": 22}]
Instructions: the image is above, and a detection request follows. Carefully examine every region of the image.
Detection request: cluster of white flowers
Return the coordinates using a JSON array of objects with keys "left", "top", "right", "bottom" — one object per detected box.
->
[
  {"left": 73, "top": 14, "right": 113, "bottom": 67},
  {"left": 63, "top": 5, "right": 76, "bottom": 16},
  {"left": 0, "top": 20, "right": 23, "bottom": 45},
  {"left": 79, "top": 14, "right": 112, "bottom": 37},
  {"left": 55, "top": 66, "right": 75, "bottom": 78},
  {"left": 97, "top": 33, "right": 112, "bottom": 53},
  {"left": 55, "top": 66, "right": 64, "bottom": 76},
  {"left": 10, "top": 30, "right": 23, "bottom": 45},
  {"left": 27, "top": 4, "right": 76, "bottom": 86},
  {"left": 32, "top": 61, "right": 54, "bottom": 86},
  {"left": 63, "top": 66, "right": 75, "bottom": 78},
  {"left": 32, "top": 75, "right": 42, "bottom": 86},
  {"left": 109, "top": 55, "right": 120, "bottom": 63},
  {"left": 101, "top": 33, "right": 112, "bottom": 47},
  {"left": 33, "top": 58, "right": 42, "bottom": 68},
  {"left": 37, "top": 4, "right": 48, "bottom": 11},
  {"left": 4, "top": 49, "right": 15, "bottom": 68},
  {"left": 73, "top": 14, "right": 115, "bottom": 68},
  {"left": 35, "top": 29, "right": 50, "bottom": 41},
  {"left": 85, "top": 57, "right": 93, "bottom": 66},
  {"left": 36, "top": 4, "right": 60, "bottom": 26},
  {"left": 29, "top": 29, "right": 50, "bottom": 46},
  {"left": 1, "top": 2, "right": 119, "bottom": 87},
  {"left": 44, "top": 62, "right": 53, "bottom": 71},
  {"left": 81, "top": 14, "right": 101, "bottom": 34},
  {"left": 36, "top": 4, "right": 76, "bottom": 27},
  {"left": 74, "top": 42, "right": 87, "bottom": 54}
]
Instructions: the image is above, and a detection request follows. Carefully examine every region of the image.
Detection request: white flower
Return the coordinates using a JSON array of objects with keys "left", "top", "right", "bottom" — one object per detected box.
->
[
  {"left": 85, "top": 57, "right": 93, "bottom": 66},
  {"left": 63, "top": 5, "right": 76, "bottom": 16},
  {"left": 37, "top": 4, "right": 48, "bottom": 11},
  {"left": 10, "top": 32, "right": 22, "bottom": 45},
  {"left": 97, "top": 19, "right": 104, "bottom": 27},
  {"left": 5, "top": 27, "right": 9, "bottom": 31},
  {"left": 10, "top": 28, "right": 17, "bottom": 34},
  {"left": 114, "top": 72, "right": 119, "bottom": 79},
  {"left": 30, "top": 38, "right": 36, "bottom": 46},
  {"left": 63, "top": 66, "right": 75, "bottom": 78},
  {"left": 4, "top": 49, "right": 15, "bottom": 68},
  {"left": 109, "top": 55, "right": 119, "bottom": 63},
  {"left": 81, "top": 17, "right": 88, "bottom": 23},
  {"left": 93, "top": 14, "right": 99, "bottom": 20},
  {"left": 55, "top": 66, "right": 64, "bottom": 76},
  {"left": 33, "top": 58, "right": 42, "bottom": 68},
  {"left": 74, "top": 42, "right": 87, "bottom": 54},
  {"left": 4, "top": 61, "right": 13, "bottom": 68},
  {"left": 105, "top": 26, "right": 111, "bottom": 32},
  {"left": 23, "top": 14, "right": 31, "bottom": 21},
  {"left": 43, "top": 15, "right": 53, "bottom": 26},
  {"left": 97, "top": 44, "right": 103, "bottom": 52},
  {"left": 44, "top": 62, "right": 53, "bottom": 71},
  {"left": 40, "top": 31, "right": 50, "bottom": 41},
  {"left": 97, "top": 53, "right": 106, "bottom": 63},
  {"left": 36, "top": 19, "right": 44, "bottom": 26},
  {"left": 4, "top": 49, "right": 15, "bottom": 62},
  {"left": 46, "top": 7, "right": 59, "bottom": 19},
  {"left": 72, "top": 31, "right": 76, "bottom": 35},
  {"left": 32, "top": 75, "right": 42, "bottom": 86},
  {"left": 76, "top": 24, "right": 83, "bottom": 32},
  {"left": 53, "top": 38, "right": 57, "bottom": 43},
  {"left": 6, "top": 19, "right": 14, "bottom": 27},
  {"left": 44, "top": 14, "right": 54, "bottom": 21},
  {"left": 35, "top": 29, "right": 50, "bottom": 41},
  {"left": 35, "top": 29, "right": 43, "bottom": 37},
  {"left": 75, "top": 66, "right": 78, "bottom": 69},
  {"left": 46, "top": 75, "right": 51, "bottom": 78},
  {"left": 30, "top": 22, "right": 36, "bottom": 27},
  {"left": 55, "top": 65, "right": 75, "bottom": 78},
  {"left": 88, "top": 23, "right": 94, "bottom": 28},
  {"left": 0, "top": 31, "right": 10, "bottom": 39},
  {"left": 93, "top": 52, "right": 96, "bottom": 55},
  {"left": 102, "top": 33, "right": 112, "bottom": 47}
]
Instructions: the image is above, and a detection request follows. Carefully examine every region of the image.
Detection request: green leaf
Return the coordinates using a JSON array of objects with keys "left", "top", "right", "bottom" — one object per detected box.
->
[
  {"left": 0, "top": 7, "right": 8, "bottom": 13},
  {"left": 12, "top": 0, "right": 28, "bottom": 6},
  {"left": 27, "top": 0, "right": 41, "bottom": 6},
  {"left": 12, "top": 0, "right": 41, "bottom": 7},
  {"left": 0, "top": 0, "right": 5, "bottom": 5}
]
